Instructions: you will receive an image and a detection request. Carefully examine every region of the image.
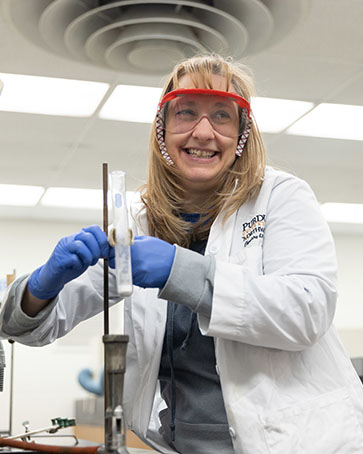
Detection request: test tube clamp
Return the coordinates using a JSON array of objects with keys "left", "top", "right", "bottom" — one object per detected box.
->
[{"left": 98, "top": 334, "right": 129, "bottom": 454}]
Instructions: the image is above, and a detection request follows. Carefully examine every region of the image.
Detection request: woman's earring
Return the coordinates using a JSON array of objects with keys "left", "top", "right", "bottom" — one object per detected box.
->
[
  {"left": 235, "top": 117, "right": 252, "bottom": 157},
  {"left": 156, "top": 110, "right": 174, "bottom": 165}
]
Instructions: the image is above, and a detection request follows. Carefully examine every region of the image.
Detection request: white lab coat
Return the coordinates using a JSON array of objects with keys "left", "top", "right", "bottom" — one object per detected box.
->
[{"left": 1, "top": 167, "right": 363, "bottom": 454}]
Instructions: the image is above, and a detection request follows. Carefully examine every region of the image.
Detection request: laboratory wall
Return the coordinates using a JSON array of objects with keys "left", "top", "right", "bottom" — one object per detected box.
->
[
  {"left": 332, "top": 233, "right": 363, "bottom": 357},
  {"left": 0, "top": 218, "right": 363, "bottom": 436}
]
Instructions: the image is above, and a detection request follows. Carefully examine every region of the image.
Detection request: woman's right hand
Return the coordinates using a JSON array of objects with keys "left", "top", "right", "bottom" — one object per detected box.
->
[{"left": 27, "top": 225, "right": 114, "bottom": 300}]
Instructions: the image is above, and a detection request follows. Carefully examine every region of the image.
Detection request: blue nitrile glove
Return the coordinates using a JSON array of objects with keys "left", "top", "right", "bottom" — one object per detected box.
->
[
  {"left": 131, "top": 236, "right": 176, "bottom": 288},
  {"left": 28, "top": 225, "right": 115, "bottom": 300}
]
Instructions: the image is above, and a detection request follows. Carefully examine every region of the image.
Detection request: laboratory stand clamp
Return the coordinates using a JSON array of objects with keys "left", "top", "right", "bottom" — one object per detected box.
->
[{"left": 3, "top": 417, "right": 77, "bottom": 441}]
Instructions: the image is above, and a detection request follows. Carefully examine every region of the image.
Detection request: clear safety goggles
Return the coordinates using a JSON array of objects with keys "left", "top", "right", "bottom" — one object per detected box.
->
[{"left": 157, "top": 88, "right": 251, "bottom": 139}]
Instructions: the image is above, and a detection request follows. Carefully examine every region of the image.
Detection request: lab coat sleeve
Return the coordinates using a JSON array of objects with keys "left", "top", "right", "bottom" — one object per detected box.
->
[
  {"left": 0, "top": 261, "right": 121, "bottom": 346},
  {"left": 158, "top": 245, "right": 215, "bottom": 317},
  {"left": 200, "top": 174, "right": 338, "bottom": 351}
]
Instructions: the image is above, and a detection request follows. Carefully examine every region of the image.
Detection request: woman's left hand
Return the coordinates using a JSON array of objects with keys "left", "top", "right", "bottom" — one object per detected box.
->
[{"left": 131, "top": 236, "right": 176, "bottom": 288}]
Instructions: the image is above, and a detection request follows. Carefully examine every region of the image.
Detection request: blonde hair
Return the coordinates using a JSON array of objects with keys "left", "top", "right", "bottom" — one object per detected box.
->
[{"left": 140, "top": 54, "right": 266, "bottom": 247}]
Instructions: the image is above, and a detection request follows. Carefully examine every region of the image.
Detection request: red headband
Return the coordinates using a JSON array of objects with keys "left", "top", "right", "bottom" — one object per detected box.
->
[{"left": 159, "top": 88, "right": 251, "bottom": 117}]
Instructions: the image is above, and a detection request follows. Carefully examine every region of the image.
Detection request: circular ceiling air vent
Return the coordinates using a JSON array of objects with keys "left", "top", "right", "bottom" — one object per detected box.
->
[{"left": 2, "top": 0, "right": 310, "bottom": 74}]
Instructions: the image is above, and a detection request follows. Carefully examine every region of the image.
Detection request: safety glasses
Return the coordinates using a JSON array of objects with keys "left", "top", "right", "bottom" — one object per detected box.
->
[{"left": 157, "top": 88, "right": 251, "bottom": 138}]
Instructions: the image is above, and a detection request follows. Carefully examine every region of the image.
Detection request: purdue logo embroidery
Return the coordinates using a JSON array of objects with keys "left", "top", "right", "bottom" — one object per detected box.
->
[{"left": 242, "top": 214, "right": 265, "bottom": 247}]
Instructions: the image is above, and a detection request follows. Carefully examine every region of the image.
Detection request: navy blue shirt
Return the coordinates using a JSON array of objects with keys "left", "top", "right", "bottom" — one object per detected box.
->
[{"left": 158, "top": 239, "right": 234, "bottom": 454}]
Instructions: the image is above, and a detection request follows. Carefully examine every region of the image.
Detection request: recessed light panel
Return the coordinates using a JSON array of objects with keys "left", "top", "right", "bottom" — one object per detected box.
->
[
  {"left": 0, "top": 73, "right": 109, "bottom": 117},
  {"left": 287, "top": 103, "right": 363, "bottom": 141},
  {"left": 99, "top": 85, "right": 162, "bottom": 123},
  {"left": 0, "top": 184, "right": 44, "bottom": 206},
  {"left": 321, "top": 203, "right": 363, "bottom": 224},
  {"left": 251, "top": 97, "right": 314, "bottom": 133},
  {"left": 41, "top": 187, "right": 137, "bottom": 210},
  {"left": 41, "top": 188, "right": 103, "bottom": 209}
]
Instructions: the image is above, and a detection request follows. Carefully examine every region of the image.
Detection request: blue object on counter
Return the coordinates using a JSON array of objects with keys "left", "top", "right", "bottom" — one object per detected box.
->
[{"left": 78, "top": 367, "right": 104, "bottom": 396}]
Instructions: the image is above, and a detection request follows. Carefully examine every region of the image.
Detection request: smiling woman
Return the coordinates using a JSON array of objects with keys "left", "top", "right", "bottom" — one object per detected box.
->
[
  {"left": 1, "top": 54, "right": 363, "bottom": 454},
  {"left": 143, "top": 56, "right": 265, "bottom": 248},
  {"left": 163, "top": 82, "right": 242, "bottom": 194}
]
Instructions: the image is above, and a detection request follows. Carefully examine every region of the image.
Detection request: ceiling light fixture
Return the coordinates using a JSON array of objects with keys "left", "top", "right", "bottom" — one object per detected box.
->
[
  {"left": 99, "top": 84, "right": 162, "bottom": 123},
  {"left": 41, "top": 187, "right": 136, "bottom": 209},
  {"left": 0, "top": 184, "right": 45, "bottom": 206},
  {"left": 321, "top": 203, "right": 363, "bottom": 224},
  {"left": 251, "top": 97, "right": 314, "bottom": 133},
  {"left": 287, "top": 103, "right": 363, "bottom": 141},
  {"left": 41, "top": 187, "right": 104, "bottom": 209},
  {"left": 0, "top": 72, "right": 109, "bottom": 117}
]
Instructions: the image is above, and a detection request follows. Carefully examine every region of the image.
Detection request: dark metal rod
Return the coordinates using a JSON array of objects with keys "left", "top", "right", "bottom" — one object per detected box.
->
[
  {"left": 8, "top": 340, "right": 14, "bottom": 436},
  {"left": 103, "top": 162, "right": 109, "bottom": 336}
]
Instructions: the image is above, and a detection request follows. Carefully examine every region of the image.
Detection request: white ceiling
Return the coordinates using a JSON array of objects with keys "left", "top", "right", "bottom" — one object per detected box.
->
[{"left": 0, "top": 0, "right": 363, "bottom": 223}]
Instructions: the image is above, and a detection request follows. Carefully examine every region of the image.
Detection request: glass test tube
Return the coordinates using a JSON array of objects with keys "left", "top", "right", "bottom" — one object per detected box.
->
[{"left": 109, "top": 171, "right": 133, "bottom": 297}]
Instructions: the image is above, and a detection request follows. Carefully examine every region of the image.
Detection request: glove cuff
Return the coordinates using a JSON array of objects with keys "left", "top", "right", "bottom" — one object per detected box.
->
[{"left": 28, "top": 266, "right": 64, "bottom": 300}]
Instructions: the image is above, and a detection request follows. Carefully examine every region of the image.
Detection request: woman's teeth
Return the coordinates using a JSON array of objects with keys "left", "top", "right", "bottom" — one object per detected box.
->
[{"left": 185, "top": 148, "right": 216, "bottom": 159}]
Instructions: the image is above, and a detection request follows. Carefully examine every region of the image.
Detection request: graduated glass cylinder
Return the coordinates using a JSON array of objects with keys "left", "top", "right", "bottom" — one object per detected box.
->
[{"left": 109, "top": 171, "right": 133, "bottom": 297}]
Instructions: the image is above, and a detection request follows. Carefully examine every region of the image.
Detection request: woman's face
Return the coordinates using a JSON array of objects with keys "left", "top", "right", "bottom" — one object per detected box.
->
[{"left": 164, "top": 74, "right": 239, "bottom": 194}]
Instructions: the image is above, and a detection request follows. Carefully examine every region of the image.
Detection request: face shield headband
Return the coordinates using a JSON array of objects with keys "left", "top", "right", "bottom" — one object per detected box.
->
[{"left": 155, "top": 88, "right": 252, "bottom": 165}]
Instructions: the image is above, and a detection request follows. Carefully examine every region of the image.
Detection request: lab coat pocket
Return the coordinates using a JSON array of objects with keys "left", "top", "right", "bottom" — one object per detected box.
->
[
  {"left": 230, "top": 245, "right": 263, "bottom": 275},
  {"left": 260, "top": 388, "right": 363, "bottom": 454}
]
